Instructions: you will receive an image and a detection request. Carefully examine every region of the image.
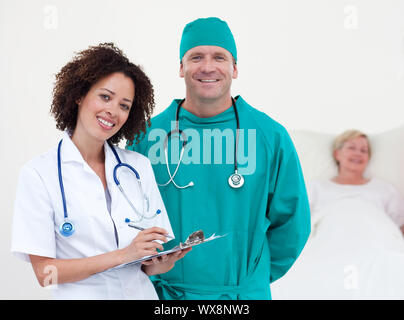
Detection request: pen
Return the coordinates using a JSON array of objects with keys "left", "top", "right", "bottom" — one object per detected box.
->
[{"left": 124, "top": 218, "right": 175, "bottom": 239}]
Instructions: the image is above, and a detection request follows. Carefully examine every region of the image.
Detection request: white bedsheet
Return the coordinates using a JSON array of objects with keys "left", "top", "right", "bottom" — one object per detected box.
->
[{"left": 271, "top": 198, "right": 404, "bottom": 299}]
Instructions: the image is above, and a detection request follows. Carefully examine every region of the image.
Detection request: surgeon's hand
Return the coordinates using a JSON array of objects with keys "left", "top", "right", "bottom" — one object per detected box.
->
[
  {"left": 141, "top": 247, "right": 192, "bottom": 276},
  {"left": 120, "top": 227, "right": 169, "bottom": 264}
]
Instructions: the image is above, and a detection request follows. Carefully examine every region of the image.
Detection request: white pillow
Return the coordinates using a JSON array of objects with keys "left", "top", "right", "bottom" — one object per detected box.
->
[{"left": 289, "top": 125, "right": 404, "bottom": 196}]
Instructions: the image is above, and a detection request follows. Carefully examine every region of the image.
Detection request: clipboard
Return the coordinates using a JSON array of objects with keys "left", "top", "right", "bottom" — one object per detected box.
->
[{"left": 111, "top": 231, "right": 227, "bottom": 271}]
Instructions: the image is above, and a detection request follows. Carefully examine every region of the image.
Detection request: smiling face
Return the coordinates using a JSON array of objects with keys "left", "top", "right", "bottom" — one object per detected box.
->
[
  {"left": 334, "top": 136, "right": 370, "bottom": 175},
  {"left": 180, "top": 45, "right": 238, "bottom": 103},
  {"left": 74, "top": 72, "right": 135, "bottom": 144}
]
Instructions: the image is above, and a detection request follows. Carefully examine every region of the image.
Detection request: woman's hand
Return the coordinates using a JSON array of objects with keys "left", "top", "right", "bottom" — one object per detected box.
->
[
  {"left": 120, "top": 227, "right": 169, "bottom": 264},
  {"left": 141, "top": 247, "right": 192, "bottom": 275}
]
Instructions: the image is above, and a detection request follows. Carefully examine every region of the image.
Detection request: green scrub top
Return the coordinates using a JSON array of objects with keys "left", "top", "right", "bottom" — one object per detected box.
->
[{"left": 126, "top": 96, "right": 311, "bottom": 299}]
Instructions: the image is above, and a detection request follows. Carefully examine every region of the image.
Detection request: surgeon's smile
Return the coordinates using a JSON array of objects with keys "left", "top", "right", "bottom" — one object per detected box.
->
[
  {"left": 195, "top": 74, "right": 221, "bottom": 86},
  {"left": 197, "top": 79, "right": 220, "bottom": 83},
  {"left": 197, "top": 79, "right": 220, "bottom": 89}
]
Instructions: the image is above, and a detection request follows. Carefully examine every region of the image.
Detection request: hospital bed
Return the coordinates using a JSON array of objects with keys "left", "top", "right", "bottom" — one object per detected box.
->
[{"left": 270, "top": 125, "right": 404, "bottom": 299}]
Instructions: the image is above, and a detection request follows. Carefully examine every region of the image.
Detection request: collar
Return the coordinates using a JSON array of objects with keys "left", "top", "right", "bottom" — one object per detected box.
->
[
  {"left": 60, "top": 131, "right": 117, "bottom": 166},
  {"left": 171, "top": 95, "right": 243, "bottom": 125},
  {"left": 59, "top": 131, "right": 119, "bottom": 205},
  {"left": 60, "top": 131, "right": 85, "bottom": 164}
]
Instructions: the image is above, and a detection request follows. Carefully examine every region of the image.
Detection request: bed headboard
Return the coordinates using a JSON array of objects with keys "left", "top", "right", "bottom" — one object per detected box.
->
[{"left": 289, "top": 125, "right": 404, "bottom": 196}]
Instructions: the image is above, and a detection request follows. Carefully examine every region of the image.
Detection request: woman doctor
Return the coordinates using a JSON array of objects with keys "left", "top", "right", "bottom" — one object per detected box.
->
[{"left": 11, "top": 43, "right": 190, "bottom": 299}]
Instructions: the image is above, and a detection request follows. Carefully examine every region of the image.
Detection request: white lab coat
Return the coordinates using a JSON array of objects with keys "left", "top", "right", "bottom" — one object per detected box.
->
[{"left": 11, "top": 132, "right": 174, "bottom": 299}]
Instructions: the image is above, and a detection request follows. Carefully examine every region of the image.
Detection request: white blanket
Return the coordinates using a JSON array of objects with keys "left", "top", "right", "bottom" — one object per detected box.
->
[{"left": 271, "top": 198, "right": 404, "bottom": 299}]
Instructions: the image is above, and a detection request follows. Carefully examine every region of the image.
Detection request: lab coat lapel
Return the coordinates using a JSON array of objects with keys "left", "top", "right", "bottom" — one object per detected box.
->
[
  {"left": 60, "top": 132, "right": 99, "bottom": 176},
  {"left": 60, "top": 131, "right": 86, "bottom": 165}
]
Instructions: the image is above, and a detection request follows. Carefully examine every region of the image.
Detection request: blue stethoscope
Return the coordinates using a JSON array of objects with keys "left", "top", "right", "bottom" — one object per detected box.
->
[{"left": 57, "top": 139, "right": 160, "bottom": 237}]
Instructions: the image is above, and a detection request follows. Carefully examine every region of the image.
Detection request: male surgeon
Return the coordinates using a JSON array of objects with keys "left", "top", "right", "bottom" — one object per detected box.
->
[{"left": 127, "top": 17, "right": 311, "bottom": 299}]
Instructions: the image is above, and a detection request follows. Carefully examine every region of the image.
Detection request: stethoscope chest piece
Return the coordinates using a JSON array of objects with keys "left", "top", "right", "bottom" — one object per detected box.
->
[
  {"left": 228, "top": 171, "right": 244, "bottom": 189},
  {"left": 59, "top": 219, "right": 75, "bottom": 237}
]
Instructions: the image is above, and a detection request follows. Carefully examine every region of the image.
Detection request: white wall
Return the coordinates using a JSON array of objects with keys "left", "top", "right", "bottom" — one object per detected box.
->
[{"left": 1, "top": 0, "right": 403, "bottom": 299}]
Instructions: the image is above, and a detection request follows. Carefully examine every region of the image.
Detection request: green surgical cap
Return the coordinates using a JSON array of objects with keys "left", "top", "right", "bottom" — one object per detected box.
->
[{"left": 179, "top": 17, "right": 237, "bottom": 62}]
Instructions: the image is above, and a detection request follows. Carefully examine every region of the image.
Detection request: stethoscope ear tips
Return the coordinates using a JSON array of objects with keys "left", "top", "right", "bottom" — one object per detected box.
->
[{"left": 188, "top": 181, "right": 194, "bottom": 187}]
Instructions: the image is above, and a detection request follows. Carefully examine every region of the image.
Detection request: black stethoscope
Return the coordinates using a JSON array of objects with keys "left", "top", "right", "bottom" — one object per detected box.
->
[
  {"left": 57, "top": 139, "right": 161, "bottom": 237},
  {"left": 157, "top": 97, "right": 244, "bottom": 189}
]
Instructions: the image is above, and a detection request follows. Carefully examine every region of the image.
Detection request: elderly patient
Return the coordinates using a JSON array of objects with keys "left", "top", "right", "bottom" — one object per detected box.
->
[
  {"left": 309, "top": 129, "right": 404, "bottom": 236},
  {"left": 271, "top": 129, "right": 404, "bottom": 299}
]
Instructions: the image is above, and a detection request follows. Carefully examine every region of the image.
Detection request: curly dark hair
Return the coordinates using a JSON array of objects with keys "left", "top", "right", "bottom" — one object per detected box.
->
[{"left": 50, "top": 42, "right": 154, "bottom": 145}]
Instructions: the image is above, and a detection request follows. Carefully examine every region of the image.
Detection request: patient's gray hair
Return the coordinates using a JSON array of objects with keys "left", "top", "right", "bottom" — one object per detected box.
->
[{"left": 332, "top": 129, "right": 372, "bottom": 165}]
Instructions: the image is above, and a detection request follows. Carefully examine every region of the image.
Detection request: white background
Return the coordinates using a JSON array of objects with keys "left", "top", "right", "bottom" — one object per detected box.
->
[{"left": 1, "top": 0, "right": 403, "bottom": 299}]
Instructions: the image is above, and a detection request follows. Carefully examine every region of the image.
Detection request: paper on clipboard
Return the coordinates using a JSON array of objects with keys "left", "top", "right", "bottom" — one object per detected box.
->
[{"left": 111, "top": 231, "right": 227, "bottom": 271}]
